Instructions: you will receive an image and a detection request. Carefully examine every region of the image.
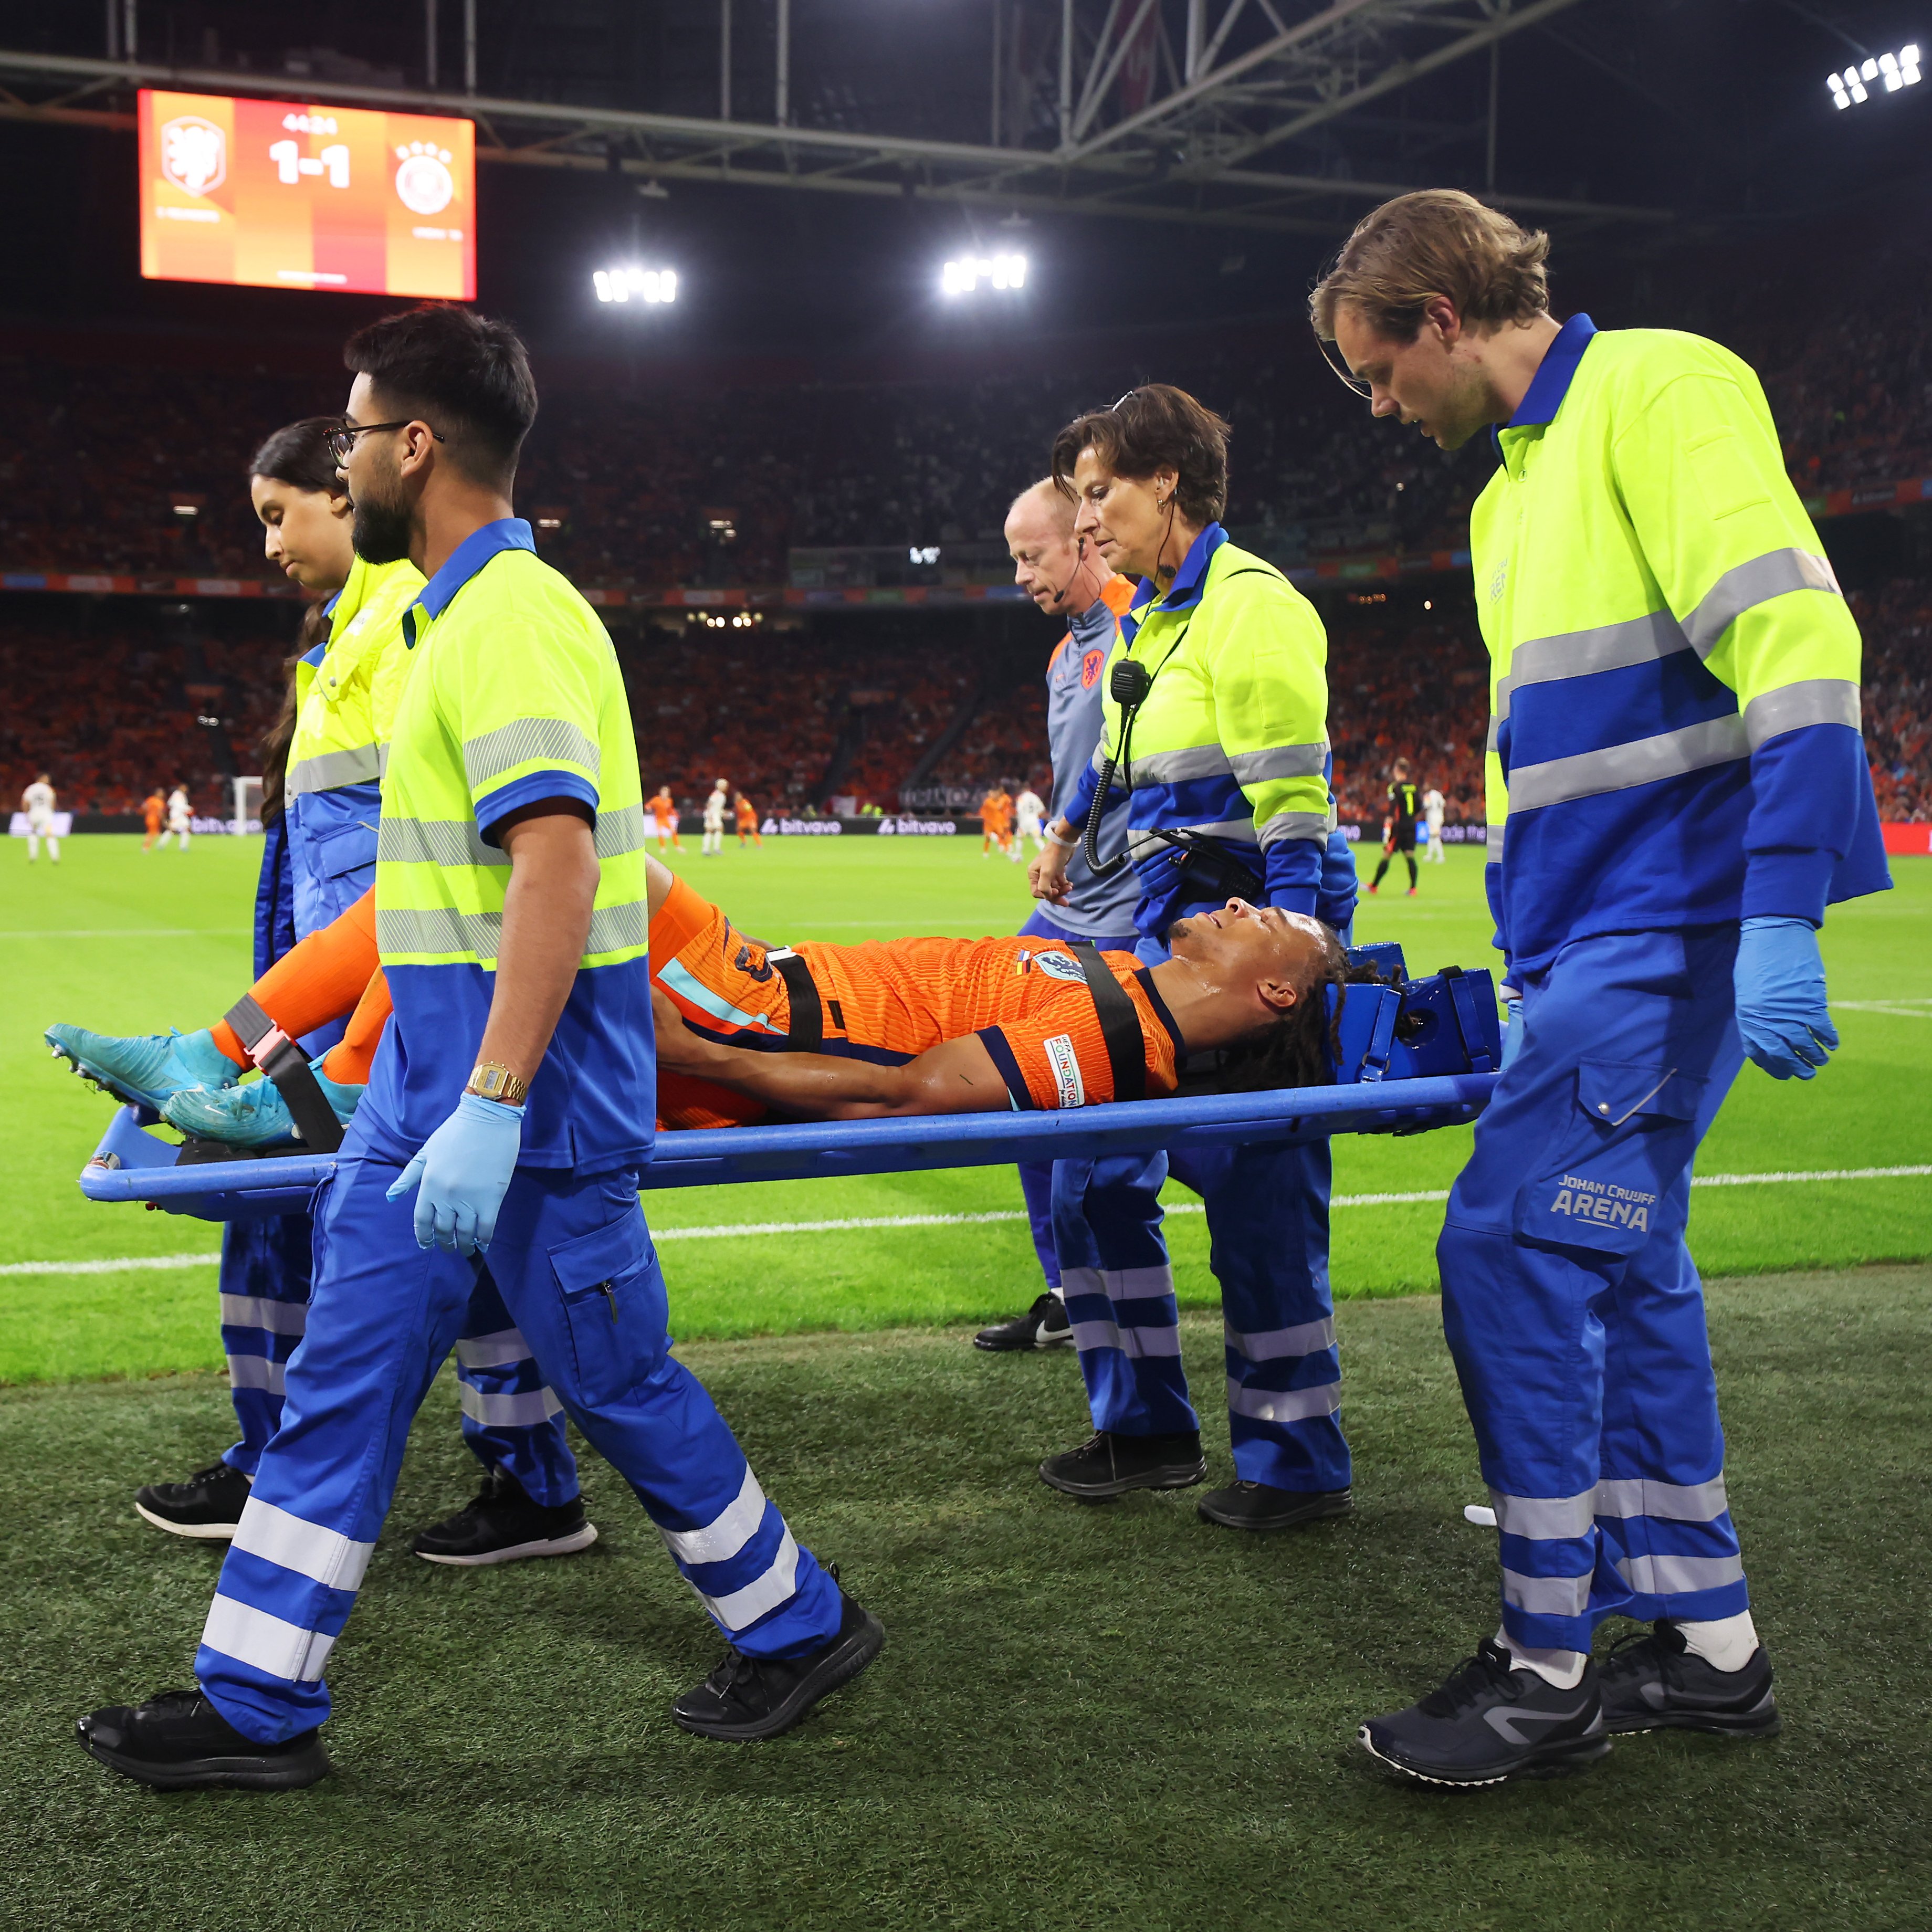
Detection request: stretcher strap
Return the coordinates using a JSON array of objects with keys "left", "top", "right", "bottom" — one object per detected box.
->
[
  {"left": 222, "top": 994, "right": 346, "bottom": 1153},
  {"left": 1069, "top": 940, "right": 1147, "bottom": 1104},
  {"left": 1439, "top": 967, "right": 1497, "bottom": 1075},
  {"left": 766, "top": 950, "right": 822, "bottom": 1052}
]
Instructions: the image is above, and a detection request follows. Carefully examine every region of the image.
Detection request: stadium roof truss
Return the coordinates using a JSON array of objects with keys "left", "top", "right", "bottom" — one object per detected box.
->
[{"left": 0, "top": 2, "right": 1671, "bottom": 236}]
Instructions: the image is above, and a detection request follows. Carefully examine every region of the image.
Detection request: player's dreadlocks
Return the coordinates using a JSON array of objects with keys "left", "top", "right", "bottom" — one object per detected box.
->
[{"left": 1185, "top": 923, "right": 1390, "bottom": 1095}]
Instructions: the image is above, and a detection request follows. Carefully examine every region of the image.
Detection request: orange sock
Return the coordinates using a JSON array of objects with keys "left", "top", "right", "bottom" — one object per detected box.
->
[
  {"left": 319, "top": 969, "right": 392, "bottom": 1085},
  {"left": 211, "top": 888, "right": 381, "bottom": 1065}
]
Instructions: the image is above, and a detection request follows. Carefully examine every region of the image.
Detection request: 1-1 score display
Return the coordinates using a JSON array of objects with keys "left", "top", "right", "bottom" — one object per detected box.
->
[{"left": 138, "top": 89, "right": 476, "bottom": 300}]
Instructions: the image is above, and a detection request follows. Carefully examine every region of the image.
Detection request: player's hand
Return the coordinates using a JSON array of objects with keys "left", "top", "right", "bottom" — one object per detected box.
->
[
  {"left": 386, "top": 1093, "right": 523, "bottom": 1255},
  {"left": 1735, "top": 916, "right": 1839, "bottom": 1080},
  {"left": 1030, "top": 841, "right": 1072, "bottom": 904}
]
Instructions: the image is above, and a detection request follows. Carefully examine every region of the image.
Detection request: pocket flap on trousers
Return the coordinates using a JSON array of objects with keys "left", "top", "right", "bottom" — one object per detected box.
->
[
  {"left": 548, "top": 1204, "right": 650, "bottom": 1294},
  {"left": 1577, "top": 1059, "right": 1705, "bottom": 1126}
]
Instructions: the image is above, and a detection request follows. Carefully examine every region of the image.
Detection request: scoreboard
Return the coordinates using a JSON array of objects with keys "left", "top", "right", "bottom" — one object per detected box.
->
[{"left": 138, "top": 89, "right": 476, "bottom": 300}]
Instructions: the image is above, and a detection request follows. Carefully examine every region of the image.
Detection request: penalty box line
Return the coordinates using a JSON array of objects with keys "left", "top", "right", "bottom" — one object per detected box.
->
[{"left": 9, "top": 1165, "right": 1929, "bottom": 1277}]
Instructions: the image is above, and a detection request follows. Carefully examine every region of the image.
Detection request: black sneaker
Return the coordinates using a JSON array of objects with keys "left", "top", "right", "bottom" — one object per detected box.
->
[
  {"left": 1598, "top": 1620, "right": 1781, "bottom": 1738},
  {"left": 1038, "top": 1429, "right": 1208, "bottom": 1500},
  {"left": 973, "top": 1293, "right": 1073, "bottom": 1352},
  {"left": 75, "top": 1688, "right": 330, "bottom": 1791},
  {"left": 1358, "top": 1639, "right": 1612, "bottom": 1787},
  {"left": 134, "top": 1459, "right": 251, "bottom": 1540},
  {"left": 1198, "top": 1479, "right": 1353, "bottom": 1531},
  {"left": 673, "top": 1586, "right": 885, "bottom": 1742},
  {"left": 410, "top": 1466, "right": 600, "bottom": 1566}
]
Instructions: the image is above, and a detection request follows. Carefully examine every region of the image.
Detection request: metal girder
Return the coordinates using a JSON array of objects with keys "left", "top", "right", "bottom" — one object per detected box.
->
[{"left": 0, "top": 32, "right": 1665, "bottom": 234}]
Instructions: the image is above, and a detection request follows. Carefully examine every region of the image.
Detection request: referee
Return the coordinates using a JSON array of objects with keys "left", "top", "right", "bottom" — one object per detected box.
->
[{"left": 1313, "top": 190, "right": 1888, "bottom": 1787}]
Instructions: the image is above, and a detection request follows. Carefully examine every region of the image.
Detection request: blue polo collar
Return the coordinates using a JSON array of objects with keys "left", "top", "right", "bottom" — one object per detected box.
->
[
  {"left": 1501, "top": 312, "right": 1597, "bottom": 438},
  {"left": 320, "top": 590, "right": 342, "bottom": 618},
  {"left": 418, "top": 518, "right": 536, "bottom": 621},
  {"left": 1128, "top": 520, "right": 1227, "bottom": 636}
]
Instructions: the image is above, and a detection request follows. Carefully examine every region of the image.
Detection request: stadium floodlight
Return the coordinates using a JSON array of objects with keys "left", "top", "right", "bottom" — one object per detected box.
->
[
  {"left": 593, "top": 266, "right": 678, "bottom": 304},
  {"left": 940, "top": 253, "right": 1027, "bottom": 296},
  {"left": 1830, "top": 46, "right": 1919, "bottom": 108}
]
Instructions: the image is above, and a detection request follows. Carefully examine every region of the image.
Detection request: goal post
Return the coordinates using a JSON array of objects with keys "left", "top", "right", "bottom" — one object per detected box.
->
[{"left": 232, "top": 776, "right": 264, "bottom": 833}]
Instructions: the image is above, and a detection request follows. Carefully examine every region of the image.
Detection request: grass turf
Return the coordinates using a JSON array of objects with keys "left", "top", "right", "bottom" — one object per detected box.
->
[
  {"left": 2, "top": 835, "right": 1928, "bottom": 1382},
  {"left": 2, "top": 1265, "right": 1926, "bottom": 1930}
]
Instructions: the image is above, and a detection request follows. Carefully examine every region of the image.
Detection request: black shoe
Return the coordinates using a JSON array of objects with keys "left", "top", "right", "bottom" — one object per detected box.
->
[
  {"left": 1198, "top": 1479, "right": 1353, "bottom": 1531},
  {"left": 1038, "top": 1429, "right": 1207, "bottom": 1500},
  {"left": 673, "top": 1587, "right": 885, "bottom": 1742},
  {"left": 1597, "top": 1620, "right": 1780, "bottom": 1738},
  {"left": 1358, "top": 1639, "right": 1611, "bottom": 1787},
  {"left": 134, "top": 1459, "right": 251, "bottom": 1540},
  {"left": 75, "top": 1688, "right": 330, "bottom": 1791},
  {"left": 973, "top": 1293, "right": 1073, "bottom": 1352},
  {"left": 410, "top": 1466, "right": 600, "bottom": 1566}
]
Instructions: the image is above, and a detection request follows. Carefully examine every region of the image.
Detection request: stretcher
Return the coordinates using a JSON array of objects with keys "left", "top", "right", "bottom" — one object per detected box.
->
[{"left": 77, "top": 957, "right": 1503, "bottom": 1223}]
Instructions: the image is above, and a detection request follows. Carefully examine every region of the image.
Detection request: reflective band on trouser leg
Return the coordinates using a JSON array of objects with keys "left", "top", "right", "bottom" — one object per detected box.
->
[
  {"left": 215, "top": 1215, "right": 313, "bottom": 1479},
  {"left": 197, "top": 1156, "right": 481, "bottom": 1743},
  {"left": 1436, "top": 926, "right": 1748, "bottom": 1654},
  {"left": 1049, "top": 1152, "right": 1199, "bottom": 1439},
  {"left": 1171, "top": 1139, "right": 1350, "bottom": 1493},
  {"left": 452, "top": 1269, "right": 581, "bottom": 1508}
]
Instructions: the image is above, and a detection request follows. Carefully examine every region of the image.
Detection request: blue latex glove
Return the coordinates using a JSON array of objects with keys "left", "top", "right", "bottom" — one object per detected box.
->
[
  {"left": 1735, "top": 915, "right": 1840, "bottom": 1081},
  {"left": 386, "top": 1092, "right": 524, "bottom": 1255},
  {"left": 1499, "top": 993, "right": 1526, "bottom": 1072}
]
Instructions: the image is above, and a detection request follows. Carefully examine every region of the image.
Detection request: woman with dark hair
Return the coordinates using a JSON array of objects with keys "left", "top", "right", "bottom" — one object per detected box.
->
[
  {"left": 103, "top": 416, "right": 591, "bottom": 1570},
  {"left": 1023, "top": 382, "right": 1361, "bottom": 1533}
]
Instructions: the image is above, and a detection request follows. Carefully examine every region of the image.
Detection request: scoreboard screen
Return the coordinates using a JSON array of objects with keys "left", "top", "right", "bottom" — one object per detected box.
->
[{"left": 138, "top": 89, "right": 475, "bottom": 299}]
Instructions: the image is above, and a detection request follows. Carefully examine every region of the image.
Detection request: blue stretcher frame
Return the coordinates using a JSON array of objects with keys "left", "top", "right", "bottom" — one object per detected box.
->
[{"left": 78, "top": 1074, "right": 1498, "bottom": 1224}]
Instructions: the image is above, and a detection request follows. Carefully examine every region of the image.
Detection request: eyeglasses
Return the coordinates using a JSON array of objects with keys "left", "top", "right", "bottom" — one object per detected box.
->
[
  {"left": 326, "top": 420, "right": 446, "bottom": 465},
  {"left": 1315, "top": 335, "right": 1373, "bottom": 400}
]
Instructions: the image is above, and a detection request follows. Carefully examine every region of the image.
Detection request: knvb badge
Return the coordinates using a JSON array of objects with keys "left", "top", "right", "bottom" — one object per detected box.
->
[{"left": 161, "top": 116, "right": 227, "bottom": 197}]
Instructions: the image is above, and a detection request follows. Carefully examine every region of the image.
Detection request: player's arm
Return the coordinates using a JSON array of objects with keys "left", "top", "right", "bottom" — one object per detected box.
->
[{"left": 652, "top": 987, "right": 1009, "bottom": 1118}]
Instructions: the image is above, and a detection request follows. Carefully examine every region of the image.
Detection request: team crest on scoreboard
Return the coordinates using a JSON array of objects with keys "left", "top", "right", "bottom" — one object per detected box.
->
[{"left": 161, "top": 116, "right": 226, "bottom": 198}]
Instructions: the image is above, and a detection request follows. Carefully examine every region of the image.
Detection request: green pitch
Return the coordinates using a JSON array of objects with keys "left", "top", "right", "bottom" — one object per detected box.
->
[{"left": 2, "top": 834, "right": 1928, "bottom": 1383}]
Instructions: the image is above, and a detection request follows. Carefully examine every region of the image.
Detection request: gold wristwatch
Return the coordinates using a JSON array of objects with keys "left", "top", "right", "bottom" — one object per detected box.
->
[{"left": 466, "top": 1062, "right": 530, "bottom": 1106}]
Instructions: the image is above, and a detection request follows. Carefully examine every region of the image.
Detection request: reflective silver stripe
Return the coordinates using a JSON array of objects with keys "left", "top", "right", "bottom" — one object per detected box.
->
[
  {"left": 1489, "top": 1488, "right": 1597, "bottom": 1541},
  {"left": 232, "top": 1496, "right": 375, "bottom": 1591},
  {"left": 1228, "top": 741, "right": 1329, "bottom": 784},
  {"left": 1224, "top": 1378, "right": 1341, "bottom": 1424},
  {"left": 1684, "top": 548, "right": 1840, "bottom": 658},
  {"left": 379, "top": 817, "right": 509, "bottom": 869},
  {"left": 228, "top": 1354, "right": 285, "bottom": 1394},
  {"left": 1068, "top": 1317, "right": 1183, "bottom": 1359},
  {"left": 1500, "top": 1566, "right": 1591, "bottom": 1618},
  {"left": 1614, "top": 1551, "right": 1745, "bottom": 1595},
  {"left": 285, "top": 743, "right": 382, "bottom": 799},
  {"left": 458, "top": 1383, "right": 564, "bottom": 1429},
  {"left": 1742, "top": 677, "right": 1860, "bottom": 749},
  {"left": 1128, "top": 743, "right": 1236, "bottom": 783},
  {"left": 376, "top": 898, "right": 648, "bottom": 961},
  {"left": 1495, "top": 610, "right": 1685, "bottom": 723},
  {"left": 1180, "top": 816, "right": 1257, "bottom": 842},
  {"left": 1090, "top": 745, "right": 1109, "bottom": 774},
  {"left": 200, "top": 1593, "right": 334, "bottom": 1682},
  {"left": 1506, "top": 715, "right": 1748, "bottom": 813},
  {"left": 464, "top": 717, "right": 601, "bottom": 789},
  {"left": 697, "top": 1525, "right": 802, "bottom": 1631},
  {"left": 1058, "top": 1263, "right": 1176, "bottom": 1303},
  {"left": 658, "top": 1463, "right": 768, "bottom": 1568},
  {"left": 595, "top": 802, "right": 650, "bottom": 859},
  {"left": 1486, "top": 822, "right": 1506, "bottom": 860},
  {"left": 1225, "top": 1317, "right": 1335, "bottom": 1361},
  {"left": 1257, "top": 810, "right": 1330, "bottom": 849},
  {"left": 1593, "top": 1475, "right": 1729, "bottom": 1522},
  {"left": 453, "top": 1327, "right": 534, "bottom": 1371},
  {"left": 218, "top": 1294, "right": 307, "bottom": 1338}
]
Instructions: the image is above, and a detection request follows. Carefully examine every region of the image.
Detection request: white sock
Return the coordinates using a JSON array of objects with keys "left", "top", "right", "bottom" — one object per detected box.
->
[
  {"left": 1495, "top": 1626, "right": 1587, "bottom": 1688},
  {"left": 1675, "top": 1609, "right": 1759, "bottom": 1673}
]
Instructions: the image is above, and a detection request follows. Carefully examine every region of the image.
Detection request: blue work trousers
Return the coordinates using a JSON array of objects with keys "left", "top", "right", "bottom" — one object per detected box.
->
[
  {"left": 1050, "top": 1139, "right": 1349, "bottom": 1492},
  {"left": 1437, "top": 925, "right": 1750, "bottom": 1655},
  {"left": 196, "top": 1142, "right": 843, "bottom": 1742}
]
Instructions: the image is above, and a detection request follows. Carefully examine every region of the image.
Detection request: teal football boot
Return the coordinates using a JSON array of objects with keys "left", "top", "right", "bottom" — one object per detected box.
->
[
  {"left": 46, "top": 1024, "right": 238, "bottom": 1111},
  {"left": 162, "top": 1068, "right": 365, "bottom": 1150}
]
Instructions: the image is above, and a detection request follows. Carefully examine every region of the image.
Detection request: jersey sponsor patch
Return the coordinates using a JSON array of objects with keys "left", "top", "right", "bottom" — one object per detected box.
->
[{"left": 1044, "top": 1033, "right": 1085, "bottom": 1109}]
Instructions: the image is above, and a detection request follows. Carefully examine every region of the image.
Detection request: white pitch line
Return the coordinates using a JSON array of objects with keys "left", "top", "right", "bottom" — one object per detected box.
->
[
  {"left": 0, "top": 929, "right": 237, "bottom": 940},
  {"left": 15, "top": 1165, "right": 1924, "bottom": 1277}
]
